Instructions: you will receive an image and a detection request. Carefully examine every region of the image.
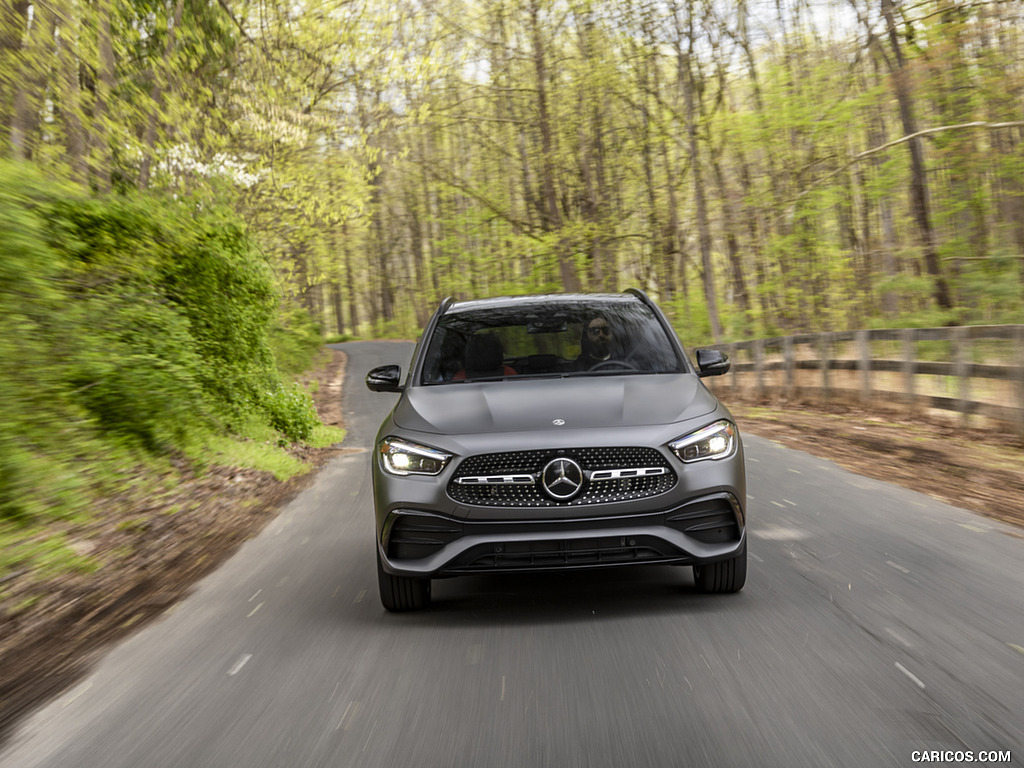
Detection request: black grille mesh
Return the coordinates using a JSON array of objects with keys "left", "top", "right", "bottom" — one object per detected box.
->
[{"left": 448, "top": 447, "right": 675, "bottom": 507}]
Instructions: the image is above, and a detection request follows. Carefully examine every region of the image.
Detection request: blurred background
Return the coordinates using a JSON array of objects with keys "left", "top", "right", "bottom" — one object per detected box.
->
[{"left": 3, "top": 0, "right": 1023, "bottom": 343}]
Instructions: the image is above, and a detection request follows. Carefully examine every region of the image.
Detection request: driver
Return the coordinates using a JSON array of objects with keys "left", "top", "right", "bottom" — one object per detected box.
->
[{"left": 576, "top": 315, "right": 615, "bottom": 370}]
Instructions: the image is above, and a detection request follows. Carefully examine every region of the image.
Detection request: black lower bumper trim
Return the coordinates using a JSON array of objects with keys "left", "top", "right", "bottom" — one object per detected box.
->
[{"left": 446, "top": 534, "right": 692, "bottom": 573}]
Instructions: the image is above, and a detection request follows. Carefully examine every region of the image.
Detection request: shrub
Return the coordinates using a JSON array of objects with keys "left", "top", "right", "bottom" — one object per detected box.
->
[
  {"left": 261, "top": 384, "right": 319, "bottom": 443},
  {"left": 0, "top": 160, "right": 328, "bottom": 529},
  {"left": 68, "top": 293, "right": 208, "bottom": 450}
]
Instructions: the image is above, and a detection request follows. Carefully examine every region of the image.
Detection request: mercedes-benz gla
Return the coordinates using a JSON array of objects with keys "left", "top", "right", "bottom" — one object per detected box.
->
[{"left": 366, "top": 291, "right": 746, "bottom": 611}]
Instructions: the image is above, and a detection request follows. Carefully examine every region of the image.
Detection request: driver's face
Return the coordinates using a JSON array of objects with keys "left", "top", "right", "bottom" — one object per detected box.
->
[{"left": 587, "top": 319, "right": 611, "bottom": 354}]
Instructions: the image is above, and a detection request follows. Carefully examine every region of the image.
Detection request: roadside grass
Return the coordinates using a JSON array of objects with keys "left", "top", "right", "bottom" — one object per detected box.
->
[
  {"left": 308, "top": 424, "right": 347, "bottom": 449},
  {"left": 196, "top": 431, "right": 312, "bottom": 482},
  {"left": 186, "top": 414, "right": 345, "bottom": 482},
  {"left": 1, "top": 368, "right": 344, "bottom": 608},
  {"left": 0, "top": 527, "right": 99, "bottom": 580}
]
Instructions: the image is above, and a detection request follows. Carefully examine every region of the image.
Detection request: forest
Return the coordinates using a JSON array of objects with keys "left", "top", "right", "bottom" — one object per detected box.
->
[{"left": 2, "top": 0, "right": 1023, "bottom": 345}]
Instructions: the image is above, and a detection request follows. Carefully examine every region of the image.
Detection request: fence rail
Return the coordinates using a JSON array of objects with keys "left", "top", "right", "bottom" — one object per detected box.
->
[{"left": 704, "top": 325, "right": 1024, "bottom": 436}]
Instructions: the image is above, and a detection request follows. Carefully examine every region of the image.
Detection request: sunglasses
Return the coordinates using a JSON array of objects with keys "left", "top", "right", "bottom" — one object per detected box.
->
[{"left": 588, "top": 326, "right": 610, "bottom": 336}]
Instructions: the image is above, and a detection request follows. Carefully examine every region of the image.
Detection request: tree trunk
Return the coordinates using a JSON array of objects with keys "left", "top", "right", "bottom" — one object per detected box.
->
[
  {"left": 676, "top": 5, "right": 722, "bottom": 342},
  {"left": 330, "top": 281, "right": 345, "bottom": 336},
  {"left": 881, "top": 0, "right": 952, "bottom": 311},
  {"left": 935, "top": 6, "right": 984, "bottom": 307},
  {"left": 55, "top": 0, "right": 87, "bottom": 184},
  {"left": 1, "top": 0, "right": 30, "bottom": 152},
  {"left": 867, "top": 57, "right": 899, "bottom": 317},
  {"left": 710, "top": 152, "right": 750, "bottom": 324},
  {"left": 638, "top": 44, "right": 665, "bottom": 299},
  {"left": 528, "top": 0, "right": 579, "bottom": 292},
  {"left": 342, "top": 222, "right": 359, "bottom": 334},
  {"left": 91, "top": 0, "right": 116, "bottom": 192},
  {"left": 10, "top": 0, "right": 48, "bottom": 159}
]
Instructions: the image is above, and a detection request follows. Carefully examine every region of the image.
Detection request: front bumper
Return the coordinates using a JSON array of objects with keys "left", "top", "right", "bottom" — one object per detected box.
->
[{"left": 377, "top": 492, "right": 745, "bottom": 578}]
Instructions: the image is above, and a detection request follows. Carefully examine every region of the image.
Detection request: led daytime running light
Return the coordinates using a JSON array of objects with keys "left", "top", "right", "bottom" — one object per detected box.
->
[
  {"left": 380, "top": 437, "right": 452, "bottom": 476},
  {"left": 670, "top": 420, "right": 736, "bottom": 463}
]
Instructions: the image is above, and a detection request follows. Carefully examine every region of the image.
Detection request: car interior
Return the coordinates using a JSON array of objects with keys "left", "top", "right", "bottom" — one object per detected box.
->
[{"left": 420, "top": 303, "right": 686, "bottom": 383}]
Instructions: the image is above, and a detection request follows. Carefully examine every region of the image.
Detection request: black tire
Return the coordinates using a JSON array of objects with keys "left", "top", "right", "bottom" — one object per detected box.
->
[
  {"left": 377, "top": 550, "right": 431, "bottom": 612},
  {"left": 693, "top": 539, "right": 747, "bottom": 593}
]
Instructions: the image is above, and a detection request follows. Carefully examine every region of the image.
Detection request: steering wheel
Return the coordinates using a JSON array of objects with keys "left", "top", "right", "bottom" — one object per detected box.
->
[{"left": 588, "top": 359, "right": 638, "bottom": 372}]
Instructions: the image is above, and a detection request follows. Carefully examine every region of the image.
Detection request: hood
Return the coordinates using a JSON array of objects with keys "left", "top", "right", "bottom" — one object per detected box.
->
[{"left": 392, "top": 375, "right": 718, "bottom": 435}]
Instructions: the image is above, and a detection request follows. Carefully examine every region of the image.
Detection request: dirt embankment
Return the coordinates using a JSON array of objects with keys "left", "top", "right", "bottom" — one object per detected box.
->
[
  {"left": 0, "top": 349, "right": 350, "bottom": 745},
  {"left": 726, "top": 397, "right": 1024, "bottom": 533}
]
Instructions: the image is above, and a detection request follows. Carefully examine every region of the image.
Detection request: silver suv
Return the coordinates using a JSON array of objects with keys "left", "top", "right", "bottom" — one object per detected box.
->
[{"left": 366, "top": 291, "right": 746, "bottom": 611}]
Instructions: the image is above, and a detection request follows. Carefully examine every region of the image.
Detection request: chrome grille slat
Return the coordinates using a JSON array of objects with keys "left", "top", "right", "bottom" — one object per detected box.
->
[
  {"left": 454, "top": 474, "right": 536, "bottom": 485},
  {"left": 589, "top": 467, "right": 667, "bottom": 481}
]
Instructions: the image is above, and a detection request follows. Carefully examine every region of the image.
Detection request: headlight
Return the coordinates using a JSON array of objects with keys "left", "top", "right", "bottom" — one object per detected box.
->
[
  {"left": 379, "top": 437, "right": 452, "bottom": 476},
  {"left": 669, "top": 420, "right": 736, "bottom": 463}
]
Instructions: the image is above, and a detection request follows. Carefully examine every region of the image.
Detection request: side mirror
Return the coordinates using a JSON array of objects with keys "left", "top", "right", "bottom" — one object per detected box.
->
[
  {"left": 695, "top": 348, "right": 730, "bottom": 378},
  {"left": 366, "top": 364, "right": 404, "bottom": 392}
]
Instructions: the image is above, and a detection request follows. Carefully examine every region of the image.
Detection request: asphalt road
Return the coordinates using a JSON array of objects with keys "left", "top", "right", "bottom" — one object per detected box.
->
[{"left": 2, "top": 341, "right": 1022, "bottom": 768}]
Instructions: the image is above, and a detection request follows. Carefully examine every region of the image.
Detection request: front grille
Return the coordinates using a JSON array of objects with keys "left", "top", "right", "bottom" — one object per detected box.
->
[{"left": 448, "top": 447, "right": 676, "bottom": 507}]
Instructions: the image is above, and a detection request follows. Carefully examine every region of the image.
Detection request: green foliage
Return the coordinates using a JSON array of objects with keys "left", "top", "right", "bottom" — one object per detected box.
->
[
  {"left": 0, "top": 163, "right": 91, "bottom": 523},
  {"left": 666, "top": 291, "right": 711, "bottom": 348},
  {"left": 68, "top": 292, "right": 208, "bottom": 450},
  {"left": 953, "top": 251, "right": 1024, "bottom": 324},
  {"left": 0, "top": 161, "right": 338, "bottom": 566},
  {"left": 155, "top": 210, "right": 279, "bottom": 413},
  {"left": 372, "top": 319, "right": 413, "bottom": 340},
  {"left": 270, "top": 307, "right": 325, "bottom": 377},
  {"left": 37, "top": 185, "right": 282, "bottom": 439},
  {"left": 260, "top": 383, "right": 319, "bottom": 443}
]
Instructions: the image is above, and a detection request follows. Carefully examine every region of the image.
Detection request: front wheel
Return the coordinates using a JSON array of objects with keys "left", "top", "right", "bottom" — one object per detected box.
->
[
  {"left": 377, "top": 550, "right": 431, "bottom": 612},
  {"left": 693, "top": 539, "right": 747, "bottom": 593}
]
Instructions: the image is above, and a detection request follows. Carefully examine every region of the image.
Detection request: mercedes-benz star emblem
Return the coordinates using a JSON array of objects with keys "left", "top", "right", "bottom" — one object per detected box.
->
[
  {"left": 552, "top": 418, "right": 565, "bottom": 426},
  {"left": 541, "top": 457, "right": 584, "bottom": 501}
]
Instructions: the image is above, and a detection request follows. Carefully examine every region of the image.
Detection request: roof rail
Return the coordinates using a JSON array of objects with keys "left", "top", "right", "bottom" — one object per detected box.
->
[{"left": 624, "top": 288, "right": 654, "bottom": 307}]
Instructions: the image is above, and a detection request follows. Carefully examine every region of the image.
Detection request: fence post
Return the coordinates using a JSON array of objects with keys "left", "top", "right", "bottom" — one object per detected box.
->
[
  {"left": 819, "top": 333, "right": 831, "bottom": 406},
  {"left": 902, "top": 329, "right": 917, "bottom": 414},
  {"left": 953, "top": 326, "right": 971, "bottom": 427},
  {"left": 857, "top": 330, "right": 871, "bottom": 406},
  {"left": 749, "top": 344, "right": 765, "bottom": 403},
  {"left": 783, "top": 336, "right": 794, "bottom": 400}
]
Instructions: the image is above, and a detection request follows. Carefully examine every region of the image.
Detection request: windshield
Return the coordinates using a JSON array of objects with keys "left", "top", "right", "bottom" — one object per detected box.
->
[{"left": 418, "top": 299, "right": 686, "bottom": 384}]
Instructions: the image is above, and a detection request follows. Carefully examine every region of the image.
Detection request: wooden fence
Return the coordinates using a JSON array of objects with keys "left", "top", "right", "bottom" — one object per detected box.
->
[{"left": 702, "top": 325, "right": 1024, "bottom": 436}]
